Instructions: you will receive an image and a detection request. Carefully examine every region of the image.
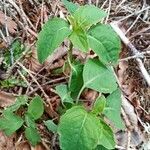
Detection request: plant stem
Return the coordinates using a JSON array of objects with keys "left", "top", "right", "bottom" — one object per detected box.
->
[
  {"left": 76, "top": 85, "right": 85, "bottom": 104},
  {"left": 67, "top": 42, "right": 76, "bottom": 73},
  {"left": 67, "top": 42, "right": 73, "bottom": 66}
]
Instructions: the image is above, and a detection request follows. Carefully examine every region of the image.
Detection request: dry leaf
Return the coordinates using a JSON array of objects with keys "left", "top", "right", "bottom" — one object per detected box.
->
[
  {"left": 30, "top": 48, "right": 43, "bottom": 72},
  {"left": 0, "top": 131, "right": 15, "bottom": 150},
  {"left": 0, "top": 91, "right": 16, "bottom": 107},
  {"left": 0, "top": 11, "right": 17, "bottom": 34},
  {"left": 15, "top": 141, "right": 30, "bottom": 150},
  {"left": 31, "top": 144, "right": 46, "bottom": 150}
]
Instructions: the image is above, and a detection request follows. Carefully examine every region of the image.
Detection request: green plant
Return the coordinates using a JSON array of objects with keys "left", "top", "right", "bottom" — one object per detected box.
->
[
  {"left": 38, "top": 0, "right": 124, "bottom": 149},
  {"left": 0, "top": 95, "right": 44, "bottom": 146}
]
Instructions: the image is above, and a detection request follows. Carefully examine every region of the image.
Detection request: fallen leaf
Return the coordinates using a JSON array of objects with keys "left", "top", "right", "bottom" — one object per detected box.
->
[
  {"left": 0, "top": 11, "right": 17, "bottom": 34},
  {"left": 15, "top": 141, "right": 30, "bottom": 150},
  {"left": 0, "top": 91, "right": 16, "bottom": 107},
  {"left": 30, "top": 47, "right": 43, "bottom": 72},
  {"left": 0, "top": 131, "right": 15, "bottom": 150},
  {"left": 31, "top": 143, "right": 46, "bottom": 150}
]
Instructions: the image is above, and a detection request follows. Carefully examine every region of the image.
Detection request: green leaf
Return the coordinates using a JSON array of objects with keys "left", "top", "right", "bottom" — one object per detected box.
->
[
  {"left": 0, "top": 111, "right": 24, "bottom": 136},
  {"left": 104, "top": 89, "right": 125, "bottom": 129},
  {"left": 25, "top": 127, "right": 41, "bottom": 146},
  {"left": 69, "top": 64, "right": 84, "bottom": 99},
  {"left": 98, "top": 119, "right": 115, "bottom": 149},
  {"left": 3, "top": 40, "right": 25, "bottom": 67},
  {"left": 25, "top": 114, "right": 36, "bottom": 129},
  {"left": 0, "top": 77, "right": 27, "bottom": 88},
  {"left": 27, "top": 96, "right": 44, "bottom": 120},
  {"left": 92, "top": 95, "right": 106, "bottom": 115},
  {"left": 37, "top": 17, "right": 71, "bottom": 63},
  {"left": 69, "top": 27, "right": 89, "bottom": 52},
  {"left": 73, "top": 5, "right": 107, "bottom": 30},
  {"left": 58, "top": 106, "right": 101, "bottom": 150},
  {"left": 83, "top": 58, "right": 117, "bottom": 93},
  {"left": 44, "top": 120, "right": 57, "bottom": 133},
  {"left": 55, "top": 84, "right": 73, "bottom": 104},
  {"left": 88, "top": 24, "right": 121, "bottom": 65},
  {"left": 62, "top": 0, "right": 78, "bottom": 14},
  {"left": 4, "top": 95, "right": 28, "bottom": 113}
]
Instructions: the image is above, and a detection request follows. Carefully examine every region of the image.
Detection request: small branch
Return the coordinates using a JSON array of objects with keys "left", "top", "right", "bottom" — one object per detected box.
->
[
  {"left": 17, "top": 62, "right": 49, "bottom": 102},
  {"left": 111, "top": 22, "right": 150, "bottom": 86},
  {"left": 4, "top": 0, "right": 14, "bottom": 65},
  {"left": 119, "top": 51, "right": 150, "bottom": 61},
  {"left": 117, "top": 6, "right": 150, "bottom": 22}
]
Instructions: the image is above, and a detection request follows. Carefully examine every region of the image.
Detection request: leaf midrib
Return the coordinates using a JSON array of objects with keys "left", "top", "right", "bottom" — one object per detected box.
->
[{"left": 75, "top": 113, "right": 88, "bottom": 149}]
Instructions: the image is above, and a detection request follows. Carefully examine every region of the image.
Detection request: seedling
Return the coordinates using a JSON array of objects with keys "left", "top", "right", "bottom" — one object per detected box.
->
[
  {"left": 38, "top": 0, "right": 124, "bottom": 150},
  {"left": 0, "top": 96, "right": 44, "bottom": 146},
  {"left": 0, "top": 0, "right": 125, "bottom": 149}
]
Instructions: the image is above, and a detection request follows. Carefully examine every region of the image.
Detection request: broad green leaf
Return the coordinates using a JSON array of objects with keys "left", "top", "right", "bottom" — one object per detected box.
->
[
  {"left": 25, "top": 127, "right": 41, "bottom": 146},
  {"left": 73, "top": 5, "right": 106, "bottom": 30},
  {"left": 0, "top": 112, "right": 24, "bottom": 136},
  {"left": 4, "top": 95, "right": 28, "bottom": 113},
  {"left": 37, "top": 18, "right": 71, "bottom": 63},
  {"left": 44, "top": 120, "right": 57, "bottom": 133},
  {"left": 95, "top": 145, "right": 109, "bottom": 150},
  {"left": 98, "top": 119, "right": 115, "bottom": 149},
  {"left": 69, "top": 64, "right": 84, "bottom": 99},
  {"left": 104, "top": 89, "right": 125, "bottom": 129},
  {"left": 83, "top": 58, "right": 117, "bottom": 93},
  {"left": 62, "top": 0, "right": 78, "bottom": 14},
  {"left": 27, "top": 96, "right": 44, "bottom": 120},
  {"left": 58, "top": 106, "right": 101, "bottom": 150},
  {"left": 92, "top": 95, "right": 106, "bottom": 115},
  {"left": 69, "top": 27, "right": 89, "bottom": 52},
  {"left": 88, "top": 24, "right": 121, "bottom": 65},
  {"left": 25, "top": 114, "right": 36, "bottom": 129},
  {"left": 55, "top": 84, "right": 73, "bottom": 104}
]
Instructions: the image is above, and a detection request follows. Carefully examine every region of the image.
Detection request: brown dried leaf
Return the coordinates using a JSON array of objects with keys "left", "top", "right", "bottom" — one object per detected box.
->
[
  {"left": 31, "top": 144, "right": 46, "bottom": 150},
  {"left": 0, "top": 131, "right": 15, "bottom": 150},
  {"left": 15, "top": 141, "right": 30, "bottom": 150},
  {"left": 0, "top": 91, "right": 16, "bottom": 107},
  {"left": 0, "top": 11, "right": 17, "bottom": 34},
  {"left": 30, "top": 48, "right": 43, "bottom": 72}
]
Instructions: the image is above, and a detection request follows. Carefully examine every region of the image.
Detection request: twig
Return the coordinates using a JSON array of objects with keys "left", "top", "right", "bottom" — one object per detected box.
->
[
  {"left": 17, "top": 62, "right": 49, "bottom": 101},
  {"left": 6, "top": 44, "right": 32, "bottom": 78},
  {"left": 7, "top": 0, "right": 35, "bottom": 30},
  {"left": 119, "top": 51, "right": 150, "bottom": 61},
  {"left": 117, "top": 6, "right": 150, "bottom": 22},
  {"left": 125, "top": 0, "right": 146, "bottom": 35},
  {"left": 17, "top": 69, "right": 33, "bottom": 91},
  {"left": 0, "top": 29, "right": 7, "bottom": 43},
  {"left": 127, "top": 130, "right": 131, "bottom": 150},
  {"left": 111, "top": 22, "right": 150, "bottom": 86},
  {"left": 116, "top": 0, "right": 127, "bottom": 11},
  {"left": 101, "top": 0, "right": 109, "bottom": 9},
  {"left": 4, "top": 0, "right": 14, "bottom": 65},
  {"left": 105, "top": 0, "right": 112, "bottom": 23}
]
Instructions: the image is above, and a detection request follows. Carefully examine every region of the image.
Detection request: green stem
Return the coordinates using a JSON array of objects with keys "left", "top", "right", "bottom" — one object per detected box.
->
[
  {"left": 67, "top": 42, "right": 76, "bottom": 73},
  {"left": 76, "top": 85, "right": 85, "bottom": 104},
  {"left": 67, "top": 42, "right": 73, "bottom": 66}
]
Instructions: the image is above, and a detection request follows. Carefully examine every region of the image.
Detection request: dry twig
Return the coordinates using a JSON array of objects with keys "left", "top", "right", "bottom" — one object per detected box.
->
[{"left": 111, "top": 22, "right": 150, "bottom": 86}]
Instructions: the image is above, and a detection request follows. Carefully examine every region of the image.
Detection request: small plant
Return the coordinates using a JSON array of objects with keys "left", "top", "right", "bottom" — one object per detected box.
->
[
  {"left": 0, "top": 96, "right": 44, "bottom": 146},
  {"left": 37, "top": 0, "right": 124, "bottom": 150}
]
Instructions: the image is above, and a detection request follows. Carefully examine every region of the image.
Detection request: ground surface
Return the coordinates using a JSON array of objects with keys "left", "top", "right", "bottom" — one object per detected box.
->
[{"left": 0, "top": 0, "right": 150, "bottom": 150}]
